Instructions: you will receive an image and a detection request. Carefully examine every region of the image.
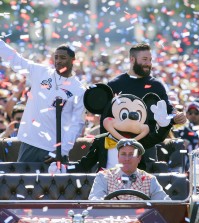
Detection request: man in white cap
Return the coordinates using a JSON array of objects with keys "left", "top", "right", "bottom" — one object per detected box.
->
[{"left": 89, "top": 138, "right": 171, "bottom": 200}]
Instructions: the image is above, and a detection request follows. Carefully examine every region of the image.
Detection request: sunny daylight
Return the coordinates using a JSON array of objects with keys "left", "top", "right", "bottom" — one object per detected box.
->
[{"left": 0, "top": 0, "right": 199, "bottom": 222}]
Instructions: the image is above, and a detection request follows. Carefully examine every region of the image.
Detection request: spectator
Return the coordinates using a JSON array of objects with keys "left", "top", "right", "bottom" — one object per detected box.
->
[
  {"left": 186, "top": 102, "right": 199, "bottom": 127},
  {"left": 4, "top": 78, "right": 27, "bottom": 120},
  {"left": 83, "top": 111, "right": 100, "bottom": 136},
  {"left": 0, "top": 38, "right": 85, "bottom": 163},
  {"left": 88, "top": 138, "right": 171, "bottom": 200},
  {"left": 0, "top": 105, "right": 7, "bottom": 133},
  {"left": 176, "top": 101, "right": 199, "bottom": 152},
  {"left": 0, "top": 104, "right": 25, "bottom": 138}
]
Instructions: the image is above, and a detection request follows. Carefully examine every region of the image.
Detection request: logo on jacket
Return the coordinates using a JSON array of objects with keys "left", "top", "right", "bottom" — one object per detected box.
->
[
  {"left": 60, "top": 88, "right": 73, "bottom": 98},
  {"left": 41, "top": 78, "right": 52, "bottom": 90}
]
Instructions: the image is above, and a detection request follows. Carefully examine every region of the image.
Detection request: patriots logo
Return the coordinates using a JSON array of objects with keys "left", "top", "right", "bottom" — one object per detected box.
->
[
  {"left": 41, "top": 78, "right": 52, "bottom": 90},
  {"left": 60, "top": 88, "right": 73, "bottom": 98}
]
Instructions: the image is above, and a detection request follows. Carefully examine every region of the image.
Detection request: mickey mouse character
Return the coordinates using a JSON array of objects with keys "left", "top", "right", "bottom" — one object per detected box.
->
[{"left": 49, "top": 83, "right": 173, "bottom": 173}]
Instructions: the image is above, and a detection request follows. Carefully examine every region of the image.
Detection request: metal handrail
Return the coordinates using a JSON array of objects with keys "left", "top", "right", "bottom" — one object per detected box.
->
[{"left": 188, "top": 149, "right": 199, "bottom": 196}]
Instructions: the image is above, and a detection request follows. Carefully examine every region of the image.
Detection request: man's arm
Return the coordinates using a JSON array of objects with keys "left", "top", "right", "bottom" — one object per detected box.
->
[
  {"left": 138, "top": 124, "right": 172, "bottom": 149},
  {"left": 88, "top": 172, "right": 108, "bottom": 200},
  {"left": 5, "top": 79, "right": 26, "bottom": 118},
  {"left": 150, "top": 177, "right": 171, "bottom": 200},
  {"left": 0, "top": 38, "right": 46, "bottom": 82},
  {"left": 48, "top": 137, "right": 102, "bottom": 173},
  {"left": 173, "top": 111, "right": 187, "bottom": 125}
]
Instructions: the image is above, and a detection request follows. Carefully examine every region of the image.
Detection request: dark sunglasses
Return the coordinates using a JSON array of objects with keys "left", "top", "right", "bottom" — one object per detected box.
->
[{"left": 187, "top": 111, "right": 199, "bottom": 115}]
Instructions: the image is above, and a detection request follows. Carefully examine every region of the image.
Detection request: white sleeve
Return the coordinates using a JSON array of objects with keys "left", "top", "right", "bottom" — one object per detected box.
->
[
  {"left": 0, "top": 39, "right": 46, "bottom": 81},
  {"left": 88, "top": 172, "right": 108, "bottom": 200},
  {"left": 150, "top": 177, "right": 171, "bottom": 200}
]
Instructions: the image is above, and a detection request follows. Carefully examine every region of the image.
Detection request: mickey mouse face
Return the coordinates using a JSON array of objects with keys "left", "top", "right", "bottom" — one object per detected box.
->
[
  {"left": 103, "top": 94, "right": 149, "bottom": 140},
  {"left": 83, "top": 83, "right": 162, "bottom": 141}
]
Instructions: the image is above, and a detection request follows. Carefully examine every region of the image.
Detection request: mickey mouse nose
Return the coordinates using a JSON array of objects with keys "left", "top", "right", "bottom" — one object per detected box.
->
[{"left": 128, "top": 112, "right": 139, "bottom": 120}]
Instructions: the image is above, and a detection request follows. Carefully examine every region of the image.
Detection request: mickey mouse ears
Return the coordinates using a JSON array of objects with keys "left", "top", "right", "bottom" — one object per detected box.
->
[{"left": 83, "top": 83, "right": 114, "bottom": 114}]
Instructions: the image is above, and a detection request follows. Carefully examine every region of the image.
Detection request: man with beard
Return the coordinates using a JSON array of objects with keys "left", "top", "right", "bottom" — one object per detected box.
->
[
  {"left": 101, "top": 43, "right": 186, "bottom": 134},
  {"left": 98, "top": 43, "right": 186, "bottom": 171},
  {"left": 0, "top": 39, "right": 85, "bottom": 163}
]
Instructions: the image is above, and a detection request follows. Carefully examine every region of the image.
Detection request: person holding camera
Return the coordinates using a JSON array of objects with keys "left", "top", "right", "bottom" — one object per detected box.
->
[{"left": 0, "top": 104, "right": 25, "bottom": 138}]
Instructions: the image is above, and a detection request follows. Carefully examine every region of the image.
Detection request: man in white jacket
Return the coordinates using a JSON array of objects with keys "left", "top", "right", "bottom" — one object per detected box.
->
[{"left": 0, "top": 39, "right": 85, "bottom": 163}]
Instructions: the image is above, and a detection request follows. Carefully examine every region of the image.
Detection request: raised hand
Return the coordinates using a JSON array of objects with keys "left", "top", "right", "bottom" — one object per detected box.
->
[{"left": 150, "top": 100, "right": 171, "bottom": 127}]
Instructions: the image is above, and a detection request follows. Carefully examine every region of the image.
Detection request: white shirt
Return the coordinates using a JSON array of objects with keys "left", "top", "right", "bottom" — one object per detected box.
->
[
  {"left": 0, "top": 39, "right": 85, "bottom": 156},
  {"left": 106, "top": 147, "right": 118, "bottom": 169},
  {"left": 106, "top": 134, "right": 119, "bottom": 169}
]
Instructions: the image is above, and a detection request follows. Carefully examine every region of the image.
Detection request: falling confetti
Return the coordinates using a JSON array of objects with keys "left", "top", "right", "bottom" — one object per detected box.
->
[
  {"left": 76, "top": 179, "right": 82, "bottom": 188},
  {"left": 4, "top": 216, "right": 14, "bottom": 223},
  {"left": 81, "top": 144, "right": 86, "bottom": 149},
  {"left": 42, "top": 206, "right": 48, "bottom": 212}
]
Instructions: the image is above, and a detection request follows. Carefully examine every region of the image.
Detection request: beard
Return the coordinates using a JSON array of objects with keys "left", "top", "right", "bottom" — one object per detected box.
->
[{"left": 133, "top": 59, "right": 151, "bottom": 77}]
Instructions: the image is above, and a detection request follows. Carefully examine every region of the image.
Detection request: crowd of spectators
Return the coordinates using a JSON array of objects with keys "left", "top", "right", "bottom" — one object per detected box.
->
[{"left": 0, "top": 44, "right": 198, "bottom": 163}]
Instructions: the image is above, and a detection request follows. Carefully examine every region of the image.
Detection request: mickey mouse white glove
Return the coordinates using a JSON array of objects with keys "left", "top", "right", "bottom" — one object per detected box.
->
[
  {"left": 48, "top": 162, "right": 66, "bottom": 174},
  {"left": 150, "top": 100, "right": 171, "bottom": 127}
]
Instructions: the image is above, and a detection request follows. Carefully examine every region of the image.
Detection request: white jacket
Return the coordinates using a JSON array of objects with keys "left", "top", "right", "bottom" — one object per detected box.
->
[{"left": 0, "top": 39, "right": 85, "bottom": 156}]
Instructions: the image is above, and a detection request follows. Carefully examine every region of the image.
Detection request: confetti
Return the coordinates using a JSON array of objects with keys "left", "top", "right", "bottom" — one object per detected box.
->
[
  {"left": 20, "top": 34, "right": 30, "bottom": 40},
  {"left": 126, "top": 26, "right": 134, "bottom": 31},
  {"left": 36, "top": 170, "right": 40, "bottom": 174},
  {"left": 17, "top": 194, "right": 25, "bottom": 199},
  {"left": 25, "top": 185, "right": 34, "bottom": 189},
  {"left": 166, "top": 114, "right": 176, "bottom": 119},
  {"left": 144, "top": 85, "right": 152, "bottom": 89},
  {"left": 40, "top": 108, "right": 49, "bottom": 113},
  {"left": 59, "top": 67, "right": 67, "bottom": 73},
  {"left": 185, "top": 217, "right": 190, "bottom": 222},
  {"left": 48, "top": 152, "right": 56, "bottom": 158},
  {"left": 161, "top": 147, "right": 168, "bottom": 154},
  {"left": 115, "top": 163, "right": 123, "bottom": 168},
  {"left": 42, "top": 206, "right": 48, "bottom": 212},
  {"left": 192, "top": 125, "right": 199, "bottom": 131},
  {"left": 74, "top": 95, "right": 78, "bottom": 104},
  {"left": 87, "top": 206, "right": 93, "bottom": 210},
  {"left": 32, "top": 120, "right": 41, "bottom": 127},
  {"left": 38, "top": 92, "right": 47, "bottom": 99},
  {"left": 36, "top": 170, "right": 40, "bottom": 182},
  {"left": 81, "top": 144, "right": 86, "bottom": 149},
  {"left": 76, "top": 179, "right": 82, "bottom": 188},
  {"left": 54, "top": 142, "right": 62, "bottom": 148},
  {"left": 7, "top": 140, "right": 12, "bottom": 146},
  {"left": 165, "top": 183, "right": 172, "bottom": 190},
  {"left": 67, "top": 165, "right": 75, "bottom": 170},
  {"left": 121, "top": 176, "right": 129, "bottom": 181},
  {"left": 4, "top": 216, "right": 13, "bottom": 223}
]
